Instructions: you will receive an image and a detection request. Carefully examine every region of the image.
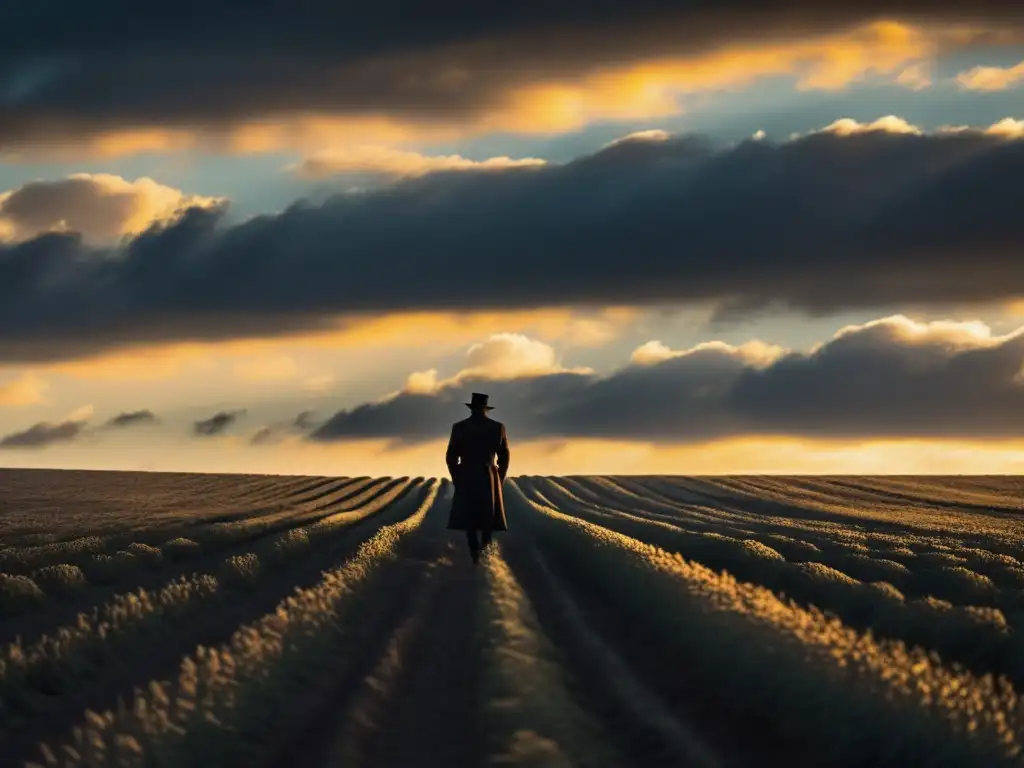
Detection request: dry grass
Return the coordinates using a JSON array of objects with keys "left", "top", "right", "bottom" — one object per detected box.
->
[
  {"left": 0, "top": 470, "right": 1018, "bottom": 767},
  {"left": 509, "top": 481, "right": 1023, "bottom": 766}
]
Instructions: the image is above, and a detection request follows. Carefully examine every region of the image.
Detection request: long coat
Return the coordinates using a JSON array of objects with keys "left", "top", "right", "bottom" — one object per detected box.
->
[{"left": 445, "top": 413, "right": 510, "bottom": 531}]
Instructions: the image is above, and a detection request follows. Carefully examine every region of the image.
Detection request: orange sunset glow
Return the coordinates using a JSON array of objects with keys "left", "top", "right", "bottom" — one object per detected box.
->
[
  {"left": 1, "top": 3, "right": 1023, "bottom": 766},
  {"left": 0, "top": 4, "right": 1021, "bottom": 475}
]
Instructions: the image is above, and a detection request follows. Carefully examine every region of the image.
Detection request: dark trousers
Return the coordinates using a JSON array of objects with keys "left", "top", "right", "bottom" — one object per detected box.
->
[{"left": 466, "top": 526, "right": 492, "bottom": 561}]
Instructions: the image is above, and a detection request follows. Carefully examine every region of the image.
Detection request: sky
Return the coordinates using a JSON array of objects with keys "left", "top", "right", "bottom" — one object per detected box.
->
[{"left": 1, "top": 1, "right": 1023, "bottom": 477}]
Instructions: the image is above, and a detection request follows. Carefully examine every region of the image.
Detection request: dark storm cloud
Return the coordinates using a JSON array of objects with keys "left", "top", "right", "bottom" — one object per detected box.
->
[
  {"left": 0, "top": 1, "right": 1021, "bottom": 149},
  {"left": 311, "top": 318, "right": 1024, "bottom": 443},
  {"left": 4, "top": 0, "right": 1020, "bottom": 57},
  {"left": 193, "top": 410, "right": 246, "bottom": 437},
  {"left": 0, "top": 419, "right": 86, "bottom": 448},
  {"left": 104, "top": 409, "right": 159, "bottom": 428},
  {"left": 1, "top": 129, "right": 1024, "bottom": 364}
]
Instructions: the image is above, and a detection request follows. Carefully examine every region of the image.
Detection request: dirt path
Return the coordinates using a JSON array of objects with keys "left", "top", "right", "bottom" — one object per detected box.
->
[
  {"left": 216, "top": 480, "right": 798, "bottom": 768},
  {"left": 273, "top": 527, "right": 765, "bottom": 768},
  {"left": 329, "top": 546, "right": 487, "bottom": 767},
  {"left": 264, "top": 526, "right": 746, "bottom": 768},
  {"left": 498, "top": 535, "right": 717, "bottom": 766},
  {"left": 264, "top": 521, "right": 487, "bottom": 768}
]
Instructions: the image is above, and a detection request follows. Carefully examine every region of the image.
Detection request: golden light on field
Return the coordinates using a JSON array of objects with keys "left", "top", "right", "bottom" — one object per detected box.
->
[{"left": 0, "top": 466, "right": 1020, "bottom": 763}]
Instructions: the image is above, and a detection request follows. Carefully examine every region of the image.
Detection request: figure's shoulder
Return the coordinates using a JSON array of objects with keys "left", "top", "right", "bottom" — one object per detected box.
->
[
  {"left": 452, "top": 416, "right": 471, "bottom": 429},
  {"left": 490, "top": 418, "right": 506, "bottom": 432}
]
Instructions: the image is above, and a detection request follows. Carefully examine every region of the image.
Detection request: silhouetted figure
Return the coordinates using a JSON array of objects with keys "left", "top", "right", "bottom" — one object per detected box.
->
[{"left": 445, "top": 392, "right": 510, "bottom": 563}]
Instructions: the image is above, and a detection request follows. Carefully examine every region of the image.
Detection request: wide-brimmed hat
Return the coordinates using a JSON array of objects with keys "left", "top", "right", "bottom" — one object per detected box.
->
[{"left": 465, "top": 392, "right": 494, "bottom": 410}]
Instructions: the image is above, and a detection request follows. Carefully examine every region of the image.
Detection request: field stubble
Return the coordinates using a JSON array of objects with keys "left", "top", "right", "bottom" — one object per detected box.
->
[{"left": 0, "top": 469, "right": 1017, "bottom": 767}]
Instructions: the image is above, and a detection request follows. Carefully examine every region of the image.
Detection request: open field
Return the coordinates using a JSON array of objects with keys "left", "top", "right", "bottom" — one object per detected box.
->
[{"left": 0, "top": 469, "right": 1021, "bottom": 767}]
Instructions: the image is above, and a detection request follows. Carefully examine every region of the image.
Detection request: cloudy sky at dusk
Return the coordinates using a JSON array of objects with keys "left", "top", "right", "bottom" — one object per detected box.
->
[{"left": 1, "top": 1, "right": 1023, "bottom": 476}]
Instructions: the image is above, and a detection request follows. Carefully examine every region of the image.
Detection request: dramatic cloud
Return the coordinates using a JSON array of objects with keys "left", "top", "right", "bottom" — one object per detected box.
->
[
  {"left": 8, "top": 0, "right": 1021, "bottom": 58},
  {"left": 956, "top": 60, "right": 1024, "bottom": 90},
  {"left": 1, "top": 12, "right": 1018, "bottom": 157},
  {"left": 293, "top": 147, "right": 546, "bottom": 179},
  {"left": 985, "top": 118, "right": 1024, "bottom": 137},
  {"left": 461, "top": 334, "right": 583, "bottom": 379},
  {"left": 630, "top": 339, "right": 784, "bottom": 367},
  {"left": 104, "top": 409, "right": 159, "bottom": 428},
  {"left": 11, "top": 1, "right": 1024, "bottom": 59},
  {"left": 402, "top": 333, "right": 589, "bottom": 397},
  {"left": 0, "top": 373, "right": 48, "bottom": 406},
  {"left": 193, "top": 410, "right": 245, "bottom": 437},
  {"left": 606, "top": 129, "right": 671, "bottom": 146},
  {"left": 0, "top": 174, "right": 223, "bottom": 244},
  {"left": 934, "top": 117, "right": 1024, "bottom": 138},
  {"left": 311, "top": 316, "right": 1024, "bottom": 443},
  {"left": 1, "top": 123, "right": 1024, "bottom": 364},
  {"left": 814, "top": 115, "right": 924, "bottom": 136},
  {"left": 0, "top": 419, "right": 87, "bottom": 448}
]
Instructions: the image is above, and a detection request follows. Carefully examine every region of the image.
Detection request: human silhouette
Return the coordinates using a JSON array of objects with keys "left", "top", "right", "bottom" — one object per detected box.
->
[{"left": 445, "top": 392, "right": 510, "bottom": 563}]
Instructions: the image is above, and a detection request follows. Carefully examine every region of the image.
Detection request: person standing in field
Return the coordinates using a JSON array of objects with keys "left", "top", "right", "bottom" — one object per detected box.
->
[{"left": 445, "top": 392, "right": 510, "bottom": 563}]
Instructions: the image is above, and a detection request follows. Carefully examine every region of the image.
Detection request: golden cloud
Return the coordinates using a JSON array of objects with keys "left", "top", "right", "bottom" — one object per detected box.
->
[
  {"left": 604, "top": 129, "right": 672, "bottom": 147},
  {"left": 45, "top": 345, "right": 217, "bottom": 381},
  {"left": 817, "top": 115, "right": 924, "bottom": 136},
  {"left": 630, "top": 339, "right": 786, "bottom": 367},
  {"left": 955, "top": 60, "right": 1024, "bottom": 90},
  {"left": 34, "top": 307, "right": 640, "bottom": 382},
  {"left": 0, "top": 173, "right": 223, "bottom": 244},
  {"left": 321, "top": 307, "right": 640, "bottom": 351},
  {"left": 828, "top": 314, "right": 1012, "bottom": 350},
  {"left": 400, "top": 332, "right": 593, "bottom": 395},
  {"left": 803, "top": 115, "right": 1024, "bottom": 140},
  {"left": 2, "top": 20, "right": 978, "bottom": 160},
  {"left": 462, "top": 333, "right": 584, "bottom": 378},
  {"left": 0, "top": 373, "right": 49, "bottom": 406},
  {"left": 67, "top": 404, "right": 95, "bottom": 422},
  {"left": 292, "top": 146, "right": 547, "bottom": 179},
  {"left": 931, "top": 117, "right": 1024, "bottom": 138},
  {"left": 983, "top": 117, "right": 1024, "bottom": 138}
]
